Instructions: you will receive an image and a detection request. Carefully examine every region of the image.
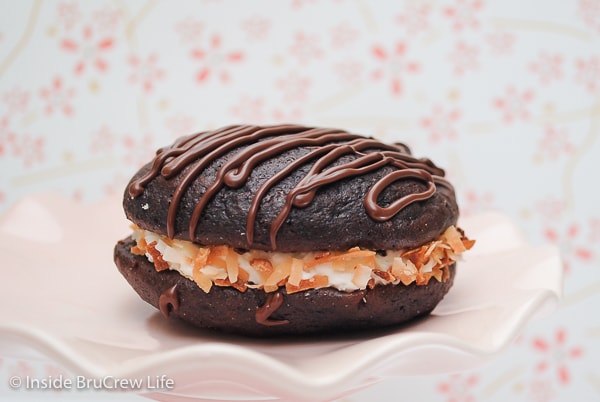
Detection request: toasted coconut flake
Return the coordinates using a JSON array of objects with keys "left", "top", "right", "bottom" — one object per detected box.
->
[
  {"left": 193, "top": 268, "right": 212, "bottom": 293},
  {"left": 443, "top": 225, "right": 467, "bottom": 253},
  {"left": 146, "top": 241, "right": 169, "bottom": 271},
  {"left": 286, "top": 274, "right": 329, "bottom": 294},
  {"left": 421, "top": 259, "right": 436, "bottom": 274},
  {"left": 431, "top": 266, "right": 444, "bottom": 282},
  {"left": 430, "top": 247, "right": 446, "bottom": 265},
  {"left": 226, "top": 248, "right": 239, "bottom": 283},
  {"left": 193, "top": 248, "right": 210, "bottom": 270},
  {"left": 304, "top": 248, "right": 376, "bottom": 268},
  {"left": 462, "top": 238, "right": 476, "bottom": 250},
  {"left": 214, "top": 278, "right": 230, "bottom": 287},
  {"left": 251, "top": 259, "right": 274, "bottom": 282},
  {"left": 215, "top": 278, "right": 248, "bottom": 293},
  {"left": 130, "top": 236, "right": 147, "bottom": 256},
  {"left": 424, "top": 240, "right": 442, "bottom": 258},
  {"left": 206, "top": 245, "right": 228, "bottom": 269},
  {"left": 264, "top": 258, "right": 291, "bottom": 292},
  {"left": 232, "top": 281, "right": 248, "bottom": 292},
  {"left": 392, "top": 257, "right": 418, "bottom": 286},
  {"left": 238, "top": 267, "right": 250, "bottom": 283},
  {"left": 161, "top": 237, "right": 174, "bottom": 247},
  {"left": 373, "top": 269, "right": 394, "bottom": 282},
  {"left": 312, "top": 274, "right": 329, "bottom": 288},
  {"left": 288, "top": 258, "right": 304, "bottom": 287},
  {"left": 415, "top": 270, "right": 429, "bottom": 286},
  {"left": 201, "top": 265, "right": 228, "bottom": 281},
  {"left": 442, "top": 265, "right": 451, "bottom": 282},
  {"left": 352, "top": 264, "right": 373, "bottom": 288},
  {"left": 313, "top": 251, "right": 331, "bottom": 260},
  {"left": 402, "top": 245, "right": 428, "bottom": 267}
]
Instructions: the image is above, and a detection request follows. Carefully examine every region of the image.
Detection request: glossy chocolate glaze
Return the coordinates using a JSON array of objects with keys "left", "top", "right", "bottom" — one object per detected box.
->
[
  {"left": 128, "top": 124, "right": 453, "bottom": 249},
  {"left": 255, "top": 291, "right": 289, "bottom": 326},
  {"left": 158, "top": 284, "right": 179, "bottom": 318}
]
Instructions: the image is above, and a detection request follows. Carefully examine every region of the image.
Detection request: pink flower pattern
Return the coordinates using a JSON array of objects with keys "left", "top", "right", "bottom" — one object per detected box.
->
[
  {"left": 486, "top": 30, "right": 516, "bottom": 55},
  {"left": 230, "top": 96, "right": 266, "bottom": 124},
  {"left": 289, "top": 32, "right": 323, "bottom": 64},
  {"left": 191, "top": 34, "right": 244, "bottom": 84},
  {"left": 0, "top": 117, "right": 15, "bottom": 156},
  {"left": 122, "top": 133, "right": 155, "bottom": 168},
  {"left": 90, "top": 125, "right": 116, "bottom": 154},
  {"left": 532, "top": 328, "right": 583, "bottom": 385},
  {"left": 175, "top": 18, "right": 204, "bottom": 45},
  {"left": 276, "top": 72, "right": 311, "bottom": 102},
  {"left": 578, "top": 0, "right": 600, "bottom": 32},
  {"left": 332, "top": 60, "right": 364, "bottom": 84},
  {"left": 165, "top": 114, "right": 197, "bottom": 138},
  {"left": 128, "top": 53, "right": 165, "bottom": 93},
  {"left": 241, "top": 17, "right": 271, "bottom": 41},
  {"left": 421, "top": 105, "right": 461, "bottom": 142},
  {"left": 39, "top": 76, "right": 76, "bottom": 116},
  {"left": 544, "top": 223, "right": 594, "bottom": 273},
  {"left": 3, "top": 87, "right": 30, "bottom": 114},
  {"left": 60, "top": 25, "right": 114, "bottom": 75},
  {"left": 448, "top": 42, "right": 480, "bottom": 76},
  {"left": 461, "top": 190, "right": 494, "bottom": 217},
  {"left": 437, "top": 374, "right": 479, "bottom": 402},
  {"left": 530, "top": 52, "right": 564, "bottom": 85},
  {"left": 529, "top": 378, "right": 557, "bottom": 402},
  {"left": 55, "top": 2, "right": 81, "bottom": 31},
  {"left": 537, "top": 126, "right": 574, "bottom": 160},
  {"left": 396, "top": 4, "right": 432, "bottom": 35},
  {"left": 535, "top": 197, "right": 567, "bottom": 221},
  {"left": 91, "top": 6, "right": 123, "bottom": 35},
  {"left": 330, "top": 22, "right": 359, "bottom": 48},
  {"left": 10, "top": 134, "right": 45, "bottom": 168},
  {"left": 574, "top": 56, "right": 600, "bottom": 92},
  {"left": 443, "top": 0, "right": 484, "bottom": 31},
  {"left": 493, "top": 86, "right": 534, "bottom": 124},
  {"left": 371, "top": 42, "right": 420, "bottom": 96}
]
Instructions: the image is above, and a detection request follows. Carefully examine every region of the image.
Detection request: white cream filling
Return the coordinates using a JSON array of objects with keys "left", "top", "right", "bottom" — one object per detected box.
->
[{"left": 131, "top": 226, "right": 468, "bottom": 293}]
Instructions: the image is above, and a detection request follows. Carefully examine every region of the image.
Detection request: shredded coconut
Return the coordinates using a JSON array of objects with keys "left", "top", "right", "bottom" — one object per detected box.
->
[{"left": 130, "top": 225, "right": 474, "bottom": 294}]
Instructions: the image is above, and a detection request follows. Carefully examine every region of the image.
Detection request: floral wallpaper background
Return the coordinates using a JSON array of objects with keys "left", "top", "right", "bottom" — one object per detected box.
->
[{"left": 0, "top": 0, "right": 599, "bottom": 401}]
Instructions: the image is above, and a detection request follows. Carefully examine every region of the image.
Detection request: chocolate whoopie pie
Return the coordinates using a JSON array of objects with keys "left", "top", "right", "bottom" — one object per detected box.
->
[{"left": 114, "top": 124, "right": 474, "bottom": 336}]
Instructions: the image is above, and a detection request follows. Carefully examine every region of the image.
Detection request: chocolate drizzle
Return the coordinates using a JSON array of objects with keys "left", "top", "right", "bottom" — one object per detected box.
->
[
  {"left": 255, "top": 291, "right": 289, "bottom": 326},
  {"left": 129, "top": 124, "right": 453, "bottom": 249},
  {"left": 158, "top": 284, "right": 179, "bottom": 318}
]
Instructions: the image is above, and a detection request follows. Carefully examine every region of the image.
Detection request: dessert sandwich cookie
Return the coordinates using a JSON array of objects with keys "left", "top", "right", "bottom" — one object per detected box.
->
[{"left": 114, "top": 124, "right": 474, "bottom": 336}]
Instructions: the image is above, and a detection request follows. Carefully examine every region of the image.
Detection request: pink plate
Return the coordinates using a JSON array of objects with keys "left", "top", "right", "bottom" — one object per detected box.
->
[{"left": 0, "top": 194, "right": 562, "bottom": 401}]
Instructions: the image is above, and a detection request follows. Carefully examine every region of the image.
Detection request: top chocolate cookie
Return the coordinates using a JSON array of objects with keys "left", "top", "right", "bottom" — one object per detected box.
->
[{"left": 123, "top": 124, "right": 459, "bottom": 252}]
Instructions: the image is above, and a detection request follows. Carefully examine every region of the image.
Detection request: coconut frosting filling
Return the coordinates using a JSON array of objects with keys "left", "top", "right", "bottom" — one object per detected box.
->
[{"left": 129, "top": 225, "right": 474, "bottom": 294}]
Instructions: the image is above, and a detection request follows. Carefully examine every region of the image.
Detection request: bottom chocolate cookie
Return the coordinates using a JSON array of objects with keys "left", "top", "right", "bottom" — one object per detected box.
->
[{"left": 114, "top": 237, "right": 456, "bottom": 337}]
